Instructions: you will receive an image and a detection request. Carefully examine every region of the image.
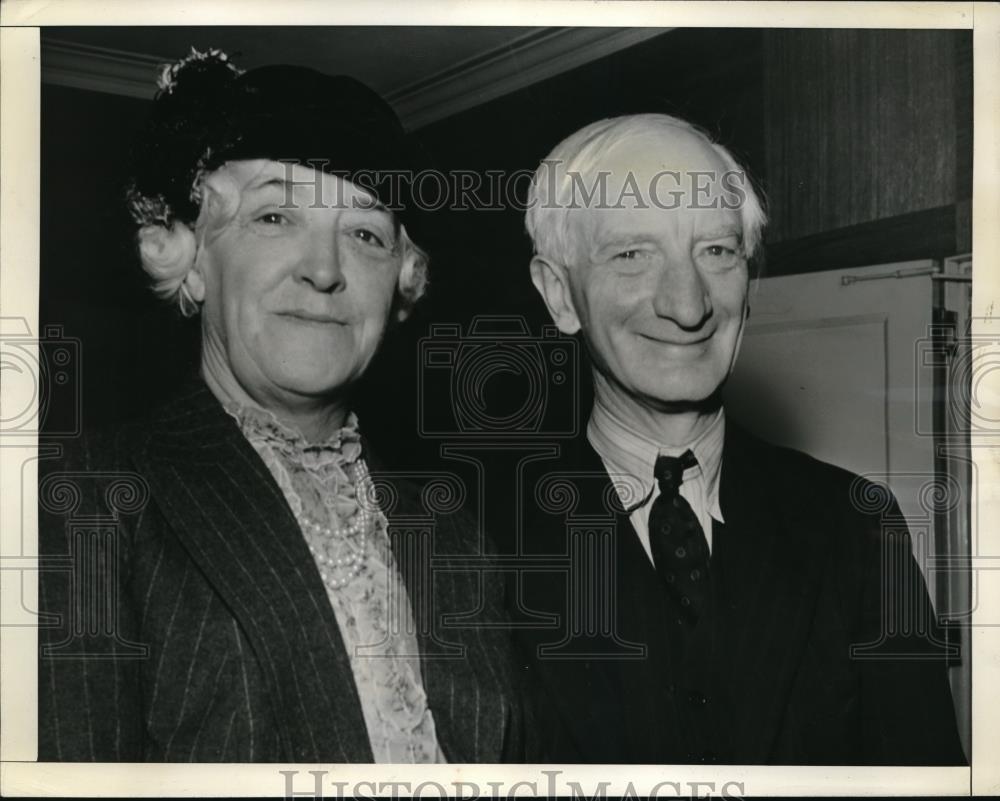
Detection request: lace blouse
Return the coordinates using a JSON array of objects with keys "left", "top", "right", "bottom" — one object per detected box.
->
[{"left": 227, "top": 404, "right": 445, "bottom": 763}]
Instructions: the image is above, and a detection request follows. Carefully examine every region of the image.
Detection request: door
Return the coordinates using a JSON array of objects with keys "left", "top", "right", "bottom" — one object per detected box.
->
[{"left": 723, "top": 257, "right": 972, "bottom": 757}]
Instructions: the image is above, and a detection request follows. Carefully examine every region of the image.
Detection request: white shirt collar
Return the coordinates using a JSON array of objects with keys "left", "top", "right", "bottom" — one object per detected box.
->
[{"left": 587, "top": 399, "right": 726, "bottom": 522}]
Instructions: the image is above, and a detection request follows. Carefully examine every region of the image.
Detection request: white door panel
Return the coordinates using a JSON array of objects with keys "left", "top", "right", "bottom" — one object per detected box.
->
[
  {"left": 726, "top": 261, "right": 936, "bottom": 558},
  {"left": 723, "top": 258, "right": 971, "bottom": 757}
]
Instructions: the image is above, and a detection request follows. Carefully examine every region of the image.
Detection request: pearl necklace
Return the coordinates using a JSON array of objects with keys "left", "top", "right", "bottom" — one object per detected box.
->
[
  {"left": 302, "top": 506, "right": 373, "bottom": 590},
  {"left": 298, "top": 458, "right": 377, "bottom": 591}
]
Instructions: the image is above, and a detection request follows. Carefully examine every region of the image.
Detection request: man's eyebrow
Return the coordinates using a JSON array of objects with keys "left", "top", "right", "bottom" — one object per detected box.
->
[
  {"left": 593, "top": 235, "right": 656, "bottom": 251},
  {"left": 696, "top": 225, "right": 743, "bottom": 240}
]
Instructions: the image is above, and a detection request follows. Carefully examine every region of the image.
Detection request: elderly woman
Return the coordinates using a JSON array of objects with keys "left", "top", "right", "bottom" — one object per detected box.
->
[{"left": 38, "top": 50, "right": 526, "bottom": 763}]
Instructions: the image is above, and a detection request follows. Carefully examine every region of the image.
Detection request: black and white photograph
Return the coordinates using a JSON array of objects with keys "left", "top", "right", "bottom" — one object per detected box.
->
[{"left": 1, "top": 1, "right": 997, "bottom": 797}]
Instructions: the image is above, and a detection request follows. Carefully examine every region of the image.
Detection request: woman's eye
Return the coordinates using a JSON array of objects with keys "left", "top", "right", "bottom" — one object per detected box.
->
[
  {"left": 354, "top": 228, "right": 387, "bottom": 248},
  {"left": 705, "top": 245, "right": 735, "bottom": 257},
  {"left": 255, "top": 212, "right": 288, "bottom": 226},
  {"left": 616, "top": 249, "right": 641, "bottom": 260}
]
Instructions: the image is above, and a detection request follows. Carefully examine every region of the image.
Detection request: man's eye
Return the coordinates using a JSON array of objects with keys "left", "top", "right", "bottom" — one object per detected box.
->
[
  {"left": 616, "top": 249, "right": 641, "bottom": 260},
  {"left": 697, "top": 244, "right": 742, "bottom": 267}
]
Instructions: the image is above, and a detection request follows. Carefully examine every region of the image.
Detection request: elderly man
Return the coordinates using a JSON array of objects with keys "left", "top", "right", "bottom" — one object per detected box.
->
[{"left": 512, "top": 114, "right": 965, "bottom": 765}]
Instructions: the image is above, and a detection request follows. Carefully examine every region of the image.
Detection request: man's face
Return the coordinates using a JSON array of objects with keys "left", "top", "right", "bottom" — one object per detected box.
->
[
  {"left": 558, "top": 129, "right": 750, "bottom": 409},
  {"left": 196, "top": 160, "right": 403, "bottom": 407}
]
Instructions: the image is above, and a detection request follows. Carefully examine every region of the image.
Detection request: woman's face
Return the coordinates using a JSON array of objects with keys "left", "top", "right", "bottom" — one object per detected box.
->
[{"left": 194, "top": 160, "right": 403, "bottom": 409}]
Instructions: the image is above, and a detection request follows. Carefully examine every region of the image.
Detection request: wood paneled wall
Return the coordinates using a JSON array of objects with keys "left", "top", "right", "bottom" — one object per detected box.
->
[{"left": 763, "top": 29, "right": 963, "bottom": 243}]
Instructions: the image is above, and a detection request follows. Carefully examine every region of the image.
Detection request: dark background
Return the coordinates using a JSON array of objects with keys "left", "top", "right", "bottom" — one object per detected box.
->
[{"left": 39, "top": 27, "right": 972, "bottom": 469}]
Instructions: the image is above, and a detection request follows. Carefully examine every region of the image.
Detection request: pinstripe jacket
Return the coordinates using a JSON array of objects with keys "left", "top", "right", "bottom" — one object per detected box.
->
[{"left": 38, "top": 380, "right": 527, "bottom": 762}]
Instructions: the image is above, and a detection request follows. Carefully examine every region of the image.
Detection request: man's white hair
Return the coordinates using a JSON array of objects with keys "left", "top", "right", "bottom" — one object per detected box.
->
[{"left": 524, "top": 113, "right": 767, "bottom": 267}]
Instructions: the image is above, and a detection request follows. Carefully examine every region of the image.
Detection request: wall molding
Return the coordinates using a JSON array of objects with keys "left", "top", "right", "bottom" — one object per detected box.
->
[
  {"left": 41, "top": 27, "right": 669, "bottom": 129},
  {"left": 763, "top": 206, "right": 958, "bottom": 277},
  {"left": 385, "top": 27, "right": 669, "bottom": 129},
  {"left": 42, "top": 39, "right": 165, "bottom": 101}
]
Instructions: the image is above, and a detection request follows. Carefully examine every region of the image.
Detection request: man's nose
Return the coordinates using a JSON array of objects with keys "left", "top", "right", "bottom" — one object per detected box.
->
[
  {"left": 650, "top": 256, "right": 712, "bottom": 329},
  {"left": 297, "top": 233, "right": 346, "bottom": 293}
]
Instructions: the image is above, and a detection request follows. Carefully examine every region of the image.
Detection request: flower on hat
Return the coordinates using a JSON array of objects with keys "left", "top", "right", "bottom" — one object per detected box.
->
[{"left": 155, "top": 46, "right": 243, "bottom": 95}]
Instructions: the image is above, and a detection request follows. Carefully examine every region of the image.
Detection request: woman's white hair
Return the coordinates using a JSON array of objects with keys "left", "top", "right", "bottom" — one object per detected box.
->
[
  {"left": 524, "top": 113, "right": 767, "bottom": 267},
  {"left": 135, "top": 162, "right": 428, "bottom": 320}
]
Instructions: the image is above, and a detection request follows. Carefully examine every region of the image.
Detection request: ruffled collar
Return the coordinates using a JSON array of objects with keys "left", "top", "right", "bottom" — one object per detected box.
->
[{"left": 225, "top": 402, "right": 363, "bottom": 473}]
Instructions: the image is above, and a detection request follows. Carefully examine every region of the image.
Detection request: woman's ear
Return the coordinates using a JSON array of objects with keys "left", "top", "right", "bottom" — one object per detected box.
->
[
  {"left": 529, "top": 255, "right": 581, "bottom": 335},
  {"left": 182, "top": 263, "right": 206, "bottom": 304},
  {"left": 181, "top": 227, "right": 208, "bottom": 305},
  {"left": 136, "top": 222, "right": 202, "bottom": 315}
]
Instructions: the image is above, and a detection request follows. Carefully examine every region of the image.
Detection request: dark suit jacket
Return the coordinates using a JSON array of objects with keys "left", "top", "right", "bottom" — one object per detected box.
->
[
  {"left": 511, "top": 422, "right": 966, "bottom": 765},
  {"left": 38, "top": 380, "right": 527, "bottom": 762}
]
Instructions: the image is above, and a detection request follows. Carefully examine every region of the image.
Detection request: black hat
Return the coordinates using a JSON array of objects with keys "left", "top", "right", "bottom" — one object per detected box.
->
[{"left": 127, "top": 49, "right": 416, "bottom": 232}]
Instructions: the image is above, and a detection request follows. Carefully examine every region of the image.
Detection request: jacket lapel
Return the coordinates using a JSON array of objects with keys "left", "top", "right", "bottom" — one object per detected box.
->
[
  {"left": 131, "top": 381, "right": 372, "bottom": 762},
  {"left": 712, "top": 423, "right": 826, "bottom": 762},
  {"left": 554, "top": 438, "right": 682, "bottom": 761}
]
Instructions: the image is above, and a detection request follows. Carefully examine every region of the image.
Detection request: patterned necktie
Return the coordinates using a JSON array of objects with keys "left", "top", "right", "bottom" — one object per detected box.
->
[{"left": 648, "top": 450, "right": 711, "bottom": 623}]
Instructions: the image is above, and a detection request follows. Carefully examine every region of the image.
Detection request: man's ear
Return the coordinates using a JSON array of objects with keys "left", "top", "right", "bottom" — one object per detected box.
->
[{"left": 529, "top": 255, "right": 581, "bottom": 335}]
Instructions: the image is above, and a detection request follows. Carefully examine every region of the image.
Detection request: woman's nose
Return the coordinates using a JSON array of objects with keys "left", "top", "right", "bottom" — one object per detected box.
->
[
  {"left": 650, "top": 256, "right": 712, "bottom": 329},
  {"left": 298, "top": 233, "right": 346, "bottom": 292}
]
